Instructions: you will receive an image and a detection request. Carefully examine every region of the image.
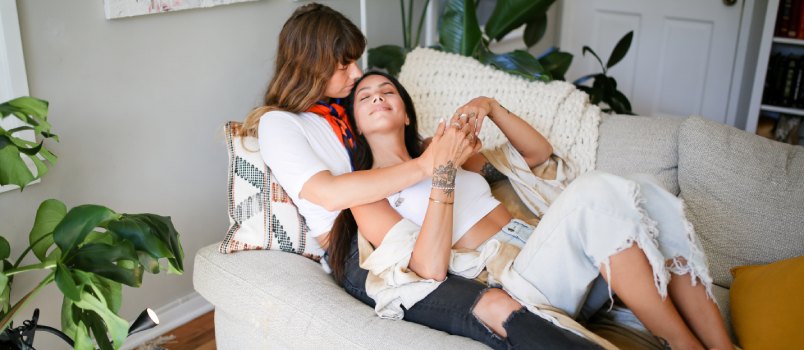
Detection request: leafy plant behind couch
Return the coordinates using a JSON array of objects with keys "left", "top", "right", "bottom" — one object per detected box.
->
[
  {"left": 368, "top": 0, "right": 432, "bottom": 76},
  {"left": 0, "top": 96, "right": 184, "bottom": 350},
  {"left": 573, "top": 31, "right": 635, "bottom": 114},
  {"left": 370, "top": 0, "right": 634, "bottom": 114}
]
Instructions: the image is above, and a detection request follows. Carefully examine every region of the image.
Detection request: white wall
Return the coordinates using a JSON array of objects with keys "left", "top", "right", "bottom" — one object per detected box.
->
[{"left": 0, "top": 0, "right": 359, "bottom": 348}]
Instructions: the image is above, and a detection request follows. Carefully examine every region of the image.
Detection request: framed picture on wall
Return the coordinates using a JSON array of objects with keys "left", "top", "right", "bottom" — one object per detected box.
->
[{"left": 104, "top": 0, "right": 260, "bottom": 19}]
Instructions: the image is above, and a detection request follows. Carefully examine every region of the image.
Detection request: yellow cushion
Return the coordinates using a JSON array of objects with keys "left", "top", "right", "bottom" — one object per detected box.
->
[{"left": 730, "top": 255, "right": 804, "bottom": 349}]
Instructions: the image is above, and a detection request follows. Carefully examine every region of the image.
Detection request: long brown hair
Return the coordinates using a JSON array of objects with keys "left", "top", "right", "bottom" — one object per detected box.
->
[
  {"left": 239, "top": 3, "right": 366, "bottom": 137},
  {"left": 329, "top": 72, "right": 423, "bottom": 284}
]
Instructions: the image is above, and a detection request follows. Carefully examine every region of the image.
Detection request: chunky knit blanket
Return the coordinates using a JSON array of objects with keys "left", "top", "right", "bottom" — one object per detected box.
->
[{"left": 398, "top": 48, "right": 601, "bottom": 181}]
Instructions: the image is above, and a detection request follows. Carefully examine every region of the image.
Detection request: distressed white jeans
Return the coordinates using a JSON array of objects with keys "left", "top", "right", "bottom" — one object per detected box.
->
[{"left": 509, "top": 171, "right": 714, "bottom": 319}]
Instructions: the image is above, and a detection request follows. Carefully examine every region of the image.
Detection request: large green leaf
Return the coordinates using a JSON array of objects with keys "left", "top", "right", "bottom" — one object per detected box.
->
[
  {"left": 538, "top": 49, "right": 573, "bottom": 81},
  {"left": 0, "top": 239, "right": 8, "bottom": 306},
  {"left": 607, "top": 31, "right": 634, "bottom": 69},
  {"left": 89, "top": 274, "right": 122, "bottom": 313},
  {"left": 0, "top": 260, "right": 9, "bottom": 313},
  {"left": 56, "top": 263, "right": 81, "bottom": 301},
  {"left": 609, "top": 89, "right": 634, "bottom": 115},
  {"left": 0, "top": 97, "right": 48, "bottom": 124},
  {"left": 138, "top": 251, "right": 161, "bottom": 274},
  {"left": 523, "top": 13, "right": 547, "bottom": 48},
  {"left": 27, "top": 153, "right": 49, "bottom": 182},
  {"left": 54, "top": 205, "right": 120, "bottom": 257},
  {"left": 131, "top": 214, "right": 183, "bottom": 272},
  {"left": 30, "top": 199, "right": 67, "bottom": 261},
  {"left": 368, "top": 45, "right": 409, "bottom": 77},
  {"left": 65, "top": 242, "right": 143, "bottom": 287},
  {"left": 1, "top": 99, "right": 51, "bottom": 137},
  {"left": 62, "top": 299, "right": 95, "bottom": 350},
  {"left": 0, "top": 237, "right": 9, "bottom": 261},
  {"left": 106, "top": 215, "right": 171, "bottom": 257},
  {"left": 85, "top": 310, "right": 114, "bottom": 350},
  {"left": 479, "top": 49, "right": 551, "bottom": 82},
  {"left": 485, "top": 0, "right": 554, "bottom": 41},
  {"left": 439, "top": 0, "right": 482, "bottom": 56},
  {"left": 0, "top": 259, "right": 8, "bottom": 314},
  {"left": 0, "top": 139, "right": 34, "bottom": 188},
  {"left": 74, "top": 290, "right": 128, "bottom": 350},
  {"left": 582, "top": 46, "right": 606, "bottom": 72}
]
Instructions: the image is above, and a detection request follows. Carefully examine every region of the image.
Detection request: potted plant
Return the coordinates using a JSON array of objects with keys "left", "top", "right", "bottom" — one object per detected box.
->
[
  {"left": 369, "top": 0, "right": 635, "bottom": 114},
  {"left": 0, "top": 96, "right": 184, "bottom": 349}
]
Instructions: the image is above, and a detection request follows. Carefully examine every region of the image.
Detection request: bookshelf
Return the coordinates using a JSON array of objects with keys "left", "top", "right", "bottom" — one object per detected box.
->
[{"left": 747, "top": 0, "right": 804, "bottom": 145}]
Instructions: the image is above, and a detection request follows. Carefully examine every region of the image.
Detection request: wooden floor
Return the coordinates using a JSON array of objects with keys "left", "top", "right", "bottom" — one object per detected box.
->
[{"left": 155, "top": 310, "right": 216, "bottom": 350}]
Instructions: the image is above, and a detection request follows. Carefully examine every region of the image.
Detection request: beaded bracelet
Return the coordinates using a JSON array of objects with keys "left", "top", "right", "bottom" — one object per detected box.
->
[{"left": 429, "top": 197, "right": 454, "bottom": 205}]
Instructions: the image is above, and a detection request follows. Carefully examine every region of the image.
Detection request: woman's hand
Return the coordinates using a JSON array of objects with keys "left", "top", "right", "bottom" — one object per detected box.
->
[
  {"left": 429, "top": 115, "right": 479, "bottom": 168},
  {"left": 452, "top": 96, "right": 508, "bottom": 136},
  {"left": 417, "top": 114, "right": 480, "bottom": 176}
]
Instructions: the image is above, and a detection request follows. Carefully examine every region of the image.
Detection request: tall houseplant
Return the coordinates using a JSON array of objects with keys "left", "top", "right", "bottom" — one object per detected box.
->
[
  {"left": 369, "top": 0, "right": 635, "bottom": 114},
  {"left": 368, "top": 0, "right": 432, "bottom": 76},
  {"left": 0, "top": 96, "right": 184, "bottom": 350}
]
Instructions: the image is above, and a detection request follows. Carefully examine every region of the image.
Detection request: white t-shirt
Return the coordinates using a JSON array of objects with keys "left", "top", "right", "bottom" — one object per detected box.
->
[
  {"left": 388, "top": 168, "right": 500, "bottom": 245},
  {"left": 258, "top": 110, "right": 352, "bottom": 246}
]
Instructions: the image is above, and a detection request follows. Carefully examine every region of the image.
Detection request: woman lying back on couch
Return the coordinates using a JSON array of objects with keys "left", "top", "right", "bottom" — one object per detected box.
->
[
  {"left": 240, "top": 3, "right": 594, "bottom": 349},
  {"left": 326, "top": 71, "right": 735, "bottom": 350}
]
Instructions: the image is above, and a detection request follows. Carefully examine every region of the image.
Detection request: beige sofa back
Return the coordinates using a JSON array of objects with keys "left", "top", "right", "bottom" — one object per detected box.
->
[{"left": 597, "top": 115, "right": 804, "bottom": 288}]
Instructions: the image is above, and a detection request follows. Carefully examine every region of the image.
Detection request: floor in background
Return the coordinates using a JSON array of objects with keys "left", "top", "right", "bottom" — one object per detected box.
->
[{"left": 139, "top": 310, "right": 215, "bottom": 350}]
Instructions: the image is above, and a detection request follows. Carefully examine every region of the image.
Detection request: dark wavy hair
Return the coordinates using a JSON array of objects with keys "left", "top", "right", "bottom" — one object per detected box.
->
[{"left": 328, "top": 71, "right": 423, "bottom": 284}]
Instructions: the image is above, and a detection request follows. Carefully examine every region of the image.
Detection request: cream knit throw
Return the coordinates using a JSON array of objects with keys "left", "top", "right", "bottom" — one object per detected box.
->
[{"left": 398, "top": 48, "right": 601, "bottom": 180}]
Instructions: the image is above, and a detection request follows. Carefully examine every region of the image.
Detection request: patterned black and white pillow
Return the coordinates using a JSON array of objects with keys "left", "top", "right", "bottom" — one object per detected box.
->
[{"left": 219, "top": 121, "right": 322, "bottom": 260}]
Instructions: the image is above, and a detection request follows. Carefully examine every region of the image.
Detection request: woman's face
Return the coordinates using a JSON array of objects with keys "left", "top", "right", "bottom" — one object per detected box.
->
[
  {"left": 324, "top": 61, "right": 362, "bottom": 99},
  {"left": 352, "top": 74, "right": 408, "bottom": 137}
]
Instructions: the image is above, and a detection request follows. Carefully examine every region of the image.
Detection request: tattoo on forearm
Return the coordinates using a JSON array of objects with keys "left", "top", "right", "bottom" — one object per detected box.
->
[
  {"left": 656, "top": 337, "right": 671, "bottom": 350},
  {"left": 480, "top": 161, "right": 507, "bottom": 184},
  {"left": 498, "top": 102, "right": 511, "bottom": 117},
  {"left": 432, "top": 161, "right": 457, "bottom": 196}
]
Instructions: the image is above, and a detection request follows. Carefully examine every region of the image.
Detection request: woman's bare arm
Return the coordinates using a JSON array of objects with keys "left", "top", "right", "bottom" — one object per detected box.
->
[
  {"left": 454, "top": 97, "right": 553, "bottom": 180},
  {"left": 300, "top": 160, "right": 429, "bottom": 211},
  {"left": 352, "top": 194, "right": 452, "bottom": 282},
  {"left": 353, "top": 117, "right": 476, "bottom": 281}
]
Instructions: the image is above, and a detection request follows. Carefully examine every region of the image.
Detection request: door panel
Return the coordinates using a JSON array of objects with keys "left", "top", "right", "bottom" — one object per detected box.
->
[
  {"left": 561, "top": 0, "right": 743, "bottom": 124},
  {"left": 655, "top": 19, "right": 713, "bottom": 117}
]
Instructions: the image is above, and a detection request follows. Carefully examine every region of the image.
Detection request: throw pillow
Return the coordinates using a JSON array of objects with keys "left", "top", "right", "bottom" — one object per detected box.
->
[
  {"left": 730, "top": 255, "right": 804, "bottom": 349},
  {"left": 219, "top": 121, "right": 322, "bottom": 260}
]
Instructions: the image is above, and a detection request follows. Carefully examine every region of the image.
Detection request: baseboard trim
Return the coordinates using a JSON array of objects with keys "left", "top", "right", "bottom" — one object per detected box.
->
[{"left": 121, "top": 291, "right": 213, "bottom": 350}]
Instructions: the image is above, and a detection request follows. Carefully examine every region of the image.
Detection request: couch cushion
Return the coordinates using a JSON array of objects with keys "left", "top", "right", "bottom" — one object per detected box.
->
[
  {"left": 595, "top": 114, "right": 683, "bottom": 195},
  {"left": 193, "top": 244, "right": 491, "bottom": 350},
  {"left": 677, "top": 117, "right": 804, "bottom": 287}
]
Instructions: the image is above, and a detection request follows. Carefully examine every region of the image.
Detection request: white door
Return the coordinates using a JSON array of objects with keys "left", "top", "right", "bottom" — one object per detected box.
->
[{"left": 560, "top": 0, "right": 744, "bottom": 123}]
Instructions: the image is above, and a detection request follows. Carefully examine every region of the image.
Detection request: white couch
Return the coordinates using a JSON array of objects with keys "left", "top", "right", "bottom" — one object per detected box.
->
[{"left": 194, "top": 50, "right": 804, "bottom": 349}]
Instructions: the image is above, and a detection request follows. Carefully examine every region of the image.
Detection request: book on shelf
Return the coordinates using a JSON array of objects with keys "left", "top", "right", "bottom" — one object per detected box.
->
[
  {"left": 775, "top": 0, "right": 804, "bottom": 39},
  {"left": 762, "top": 53, "right": 804, "bottom": 108}
]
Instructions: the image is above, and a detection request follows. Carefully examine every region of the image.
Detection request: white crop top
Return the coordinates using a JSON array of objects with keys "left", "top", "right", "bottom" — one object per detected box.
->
[{"left": 388, "top": 168, "right": 501, "bottom": 245}]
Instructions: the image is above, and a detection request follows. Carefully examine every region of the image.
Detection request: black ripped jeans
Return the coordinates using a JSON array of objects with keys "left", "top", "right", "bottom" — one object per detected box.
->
[{"left": 339, "top": 235, "right": 601, "bottom": 350}]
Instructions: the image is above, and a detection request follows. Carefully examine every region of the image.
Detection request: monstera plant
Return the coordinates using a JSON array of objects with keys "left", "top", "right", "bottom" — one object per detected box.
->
[
  {"left": 369, "top": 0, "right": 635, "bottom": 114},
  {"left": 0, "top": 96, "right": 184, "bottom": 350}
]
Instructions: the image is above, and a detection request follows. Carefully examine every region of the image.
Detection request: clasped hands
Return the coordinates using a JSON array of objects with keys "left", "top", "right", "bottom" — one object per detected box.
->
[{"left": 422, "top": 97, "right": 500, "bottom": 176}]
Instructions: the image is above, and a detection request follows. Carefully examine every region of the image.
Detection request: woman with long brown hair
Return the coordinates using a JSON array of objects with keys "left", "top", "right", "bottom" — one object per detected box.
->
[
  {"left": 244, "top": 3, "right": 595, "bottom": 349},
  {"left": 330, "top": 71, "right": 734, "bottom": 350}
]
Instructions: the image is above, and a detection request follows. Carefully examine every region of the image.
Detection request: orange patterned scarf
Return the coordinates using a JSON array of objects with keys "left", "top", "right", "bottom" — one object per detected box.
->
[{"left": 307, "top": 100, "right": 356, "bottom": 169}]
